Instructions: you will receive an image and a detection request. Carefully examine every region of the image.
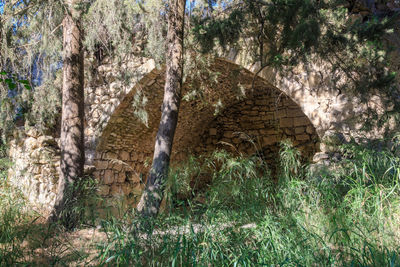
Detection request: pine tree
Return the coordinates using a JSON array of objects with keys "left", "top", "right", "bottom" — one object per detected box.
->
[
  {"left": 137, "top": 0, "right": 187, "bottom": 217},
  {"left": 50, "top": 0, "right": 85, "bottom": 229}
]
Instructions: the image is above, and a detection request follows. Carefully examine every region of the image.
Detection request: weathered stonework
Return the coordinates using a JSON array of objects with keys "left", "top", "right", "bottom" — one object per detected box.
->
[
  {"left": 91, "top": 59, "right": 321, "bottom": 202},
  {"left": 8, "top": 128, "right": 60, "bottom": 211},
  {"left": 8, "top": 24, "right": 400, "bottom": 210}
]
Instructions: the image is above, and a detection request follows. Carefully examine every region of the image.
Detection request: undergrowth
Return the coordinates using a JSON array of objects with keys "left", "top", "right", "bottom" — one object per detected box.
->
[
  {"left": 96, "top": 139, "right": 400, "bottom": 266},
  {"left": 1, "top": 139, "right": 400, "bottom": 266}
]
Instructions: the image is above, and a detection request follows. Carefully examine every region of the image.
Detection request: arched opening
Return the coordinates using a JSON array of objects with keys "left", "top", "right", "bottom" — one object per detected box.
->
[{"left": 92, "top": 59, "right": 320, "bottom": 201}]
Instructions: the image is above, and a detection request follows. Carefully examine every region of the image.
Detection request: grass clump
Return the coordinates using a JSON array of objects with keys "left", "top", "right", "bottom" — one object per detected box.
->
[{"left": 97, "top": 140, "right": 400, "bottom": 266}]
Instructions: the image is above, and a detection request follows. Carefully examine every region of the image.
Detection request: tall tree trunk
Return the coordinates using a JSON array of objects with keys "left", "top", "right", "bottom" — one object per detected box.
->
[
  {"left": 50, "top": 0, "right": 85, "bottom": 229},
  {"left": 137, "top": 0, "right": 186, "bottom": 217}
]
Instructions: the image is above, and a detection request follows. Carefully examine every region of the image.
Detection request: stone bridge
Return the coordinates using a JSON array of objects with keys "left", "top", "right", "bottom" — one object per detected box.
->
[
  {"left": 8, "top": 50, "right": 391, "bottom": 210},
  {"left": 7, "top": 2, "right": 400, "bottom": 211},
  {"left": 82, "top": 53, "right": 365, "bottom": 201}
]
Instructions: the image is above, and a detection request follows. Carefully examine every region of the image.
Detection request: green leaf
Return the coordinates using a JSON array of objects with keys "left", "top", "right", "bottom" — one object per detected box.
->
[
  {"left": 0, "top": 71, "right": 7, "bottom": 75},
  {"left": 18, "top": 80, "right": 29, "bottom": 85}
]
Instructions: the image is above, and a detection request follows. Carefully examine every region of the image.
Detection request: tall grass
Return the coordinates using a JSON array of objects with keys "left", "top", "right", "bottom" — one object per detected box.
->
[
  {"left": 0, "top": 144, "right": 102, "bottom": 265},
  {"left": 1, "top": 139, "right": 400, "bottom": 266},
  {"left": 97, "top": 140, "right": 400, "bottom": 266}
]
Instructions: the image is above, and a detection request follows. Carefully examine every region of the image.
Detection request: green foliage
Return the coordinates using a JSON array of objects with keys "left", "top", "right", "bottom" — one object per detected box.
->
[
  {"left": 96, "top": 141, "right": 400, "bottom": 266},
  {"left": 84, "top": 0, "right": 167, "bottom": 65},
  {"left": 0, "top": 71, "right": 31, "bottom": 90},
  {"left": 192, "top": 9, "right": 245, "bottom": 53},
  {"left": 0, "top": 0, "right": 63, "bottom": 136},
  {"left": 55, "top": 176, "right": 101, "bottom": 230},
  {"left": 0, "top": 140, "right": 399, "bottom": 265},
  {"left": 192, "top": 0, "right": 400, "bottom": 127}
]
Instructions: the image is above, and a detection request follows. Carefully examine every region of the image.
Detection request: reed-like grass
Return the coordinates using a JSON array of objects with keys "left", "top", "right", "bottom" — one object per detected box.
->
[
  {"left": 1, "top": 139, "right": 400, "bottom": 266},
  {"left": 96, "top": 140, "right": 400, "bottom": 266}
]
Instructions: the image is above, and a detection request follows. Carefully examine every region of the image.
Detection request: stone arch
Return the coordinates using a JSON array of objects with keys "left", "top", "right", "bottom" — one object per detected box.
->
[{"left": 93, "top": 58, "right": 319, "bottom": 198}]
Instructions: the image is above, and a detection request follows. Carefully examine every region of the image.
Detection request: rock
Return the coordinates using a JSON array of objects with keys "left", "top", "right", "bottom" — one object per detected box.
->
[
  {"left": 116, "top": 172, "right": 126, "bottom": 183},
  {"left": 120, "top": 151, "right": 130, "bottom": 161},
  {"left": 293, "top": 117, "right": 309, "bottom": 127},
  {"left": 209, "top": 128, "right": 217, "bottom": 136},
  {"left": 306, "top": 125, "right": 314, "bottom": 134},
  {"left": 262, "top": 136, "right": 278, "bottom": 146},
  {"left": 95, "top": 160, "right": 108, "bottom": 170},
  {"left": 296, "top": 134, "right": 310, "bottom": 141},
  {"left": 103, "top": 170, "right": 114, "bottom": 185},
  {"left": 276, "top": 109, "right": 286, "bottom": 118},
  {"left": 280, "top": 118, "right": 294, "bottom": 128},
  {"left": 295, "top": 127, "right": 305, "bottom": 134},
  {"left": 24, "top": 137, "right": 38, "bottom": 150},
  {"left": 313, "top": 152, "right": 329, "bottom": 162},
  {"left": 37, "top": 136, "right": 57, "bottom": 147},
  {"left": 223, "top": 131, "right": 234, "bottom": 138},
  {"left": 84, "top": 165, "right": 96, "bottom": 175},
  {"left": 26, "top": 128, "right": 40, "bottom": 138}
]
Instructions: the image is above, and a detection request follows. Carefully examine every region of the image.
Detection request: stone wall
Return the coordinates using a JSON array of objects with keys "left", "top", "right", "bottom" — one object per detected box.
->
[
  {"left": 84, "top": 55, "right": 156, "bottom": 164},
  {"left": 198, "top": 93, "right": 318, "bottom": 160},
  {"left": 8, "top": 129, "right": 60, "bottom": 212}
]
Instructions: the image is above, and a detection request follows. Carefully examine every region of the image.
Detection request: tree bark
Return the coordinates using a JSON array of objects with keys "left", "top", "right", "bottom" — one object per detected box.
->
[
  {"left": 137, "top": 0, "right": 186, "bottom": 217},
  {"left": 50, "top": 0, "right": 85, "bottom": 229}
]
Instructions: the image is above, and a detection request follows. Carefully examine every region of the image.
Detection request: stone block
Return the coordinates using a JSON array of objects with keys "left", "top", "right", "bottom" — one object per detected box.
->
[
  {"left": 240, "top": 122, "right": 253, "bottom": 128},
  {"left": 247, "top": 130, "right": 258, "bottom": 136},
  {"left": 288, "top": 108, "right": 304, "bottom": 117},
  {"left": 295, "top": 127, "right": 305, "bottom": 134},
  {"left": 280, "top": 118, "right": 294, "bottom": 128},
  {"left": 95, "top": 160, "right": 108, "bottom": 170},
  {"left": 284, "top": 128, "right": 295, "bottom": 135},
  {"left": 254, "top": 122, "right": 264, "bottom": 129},
  {"left": 209, "top": 128, "right": 217, "bottom": 136},
  {"left": 112, "top": 162, "right": 124, "bottom": 172},
  {"left": 255, "top": 99, "right": 268, "bottom": 105},
  {"left": 131, "top": 152, "right": 138, "bottom": 161},
  {"left": 93, "top": 171, "right": 101, "bottom": 179},
  {"left": 276, "top": 109, "right": 287, "bottom": 118},
  {"left": 242, "top": 110, "right": 258, "bottom": 116},
  {"left": 293, "top": 117, "right": 310, "bottom": 127},
  {"left": 105, "top": 152, "right": 118, "bottom": 160},
  {"left": 120, "top": 151, "right": 130, "bottom": 161},
  {"left": 296, "top": 134, "right": 310, "bottom": 141},
  {"left": 259, "top": 129, "right": 276, "bottom": 135},
  {"left": 103, "top": 170, "right": 114, "bottom": 185},
  {"left": 223, "top": 131, "right": 234, "bottom": 138},
  {"left": 262, "top": 136, "right": 278, "bottom": 146},
  {"left": 306, "top": 125, "right": 314, "bottom": 134},
  {"left": 117, "top": 172, "right": 126, "bottom": 183}
]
